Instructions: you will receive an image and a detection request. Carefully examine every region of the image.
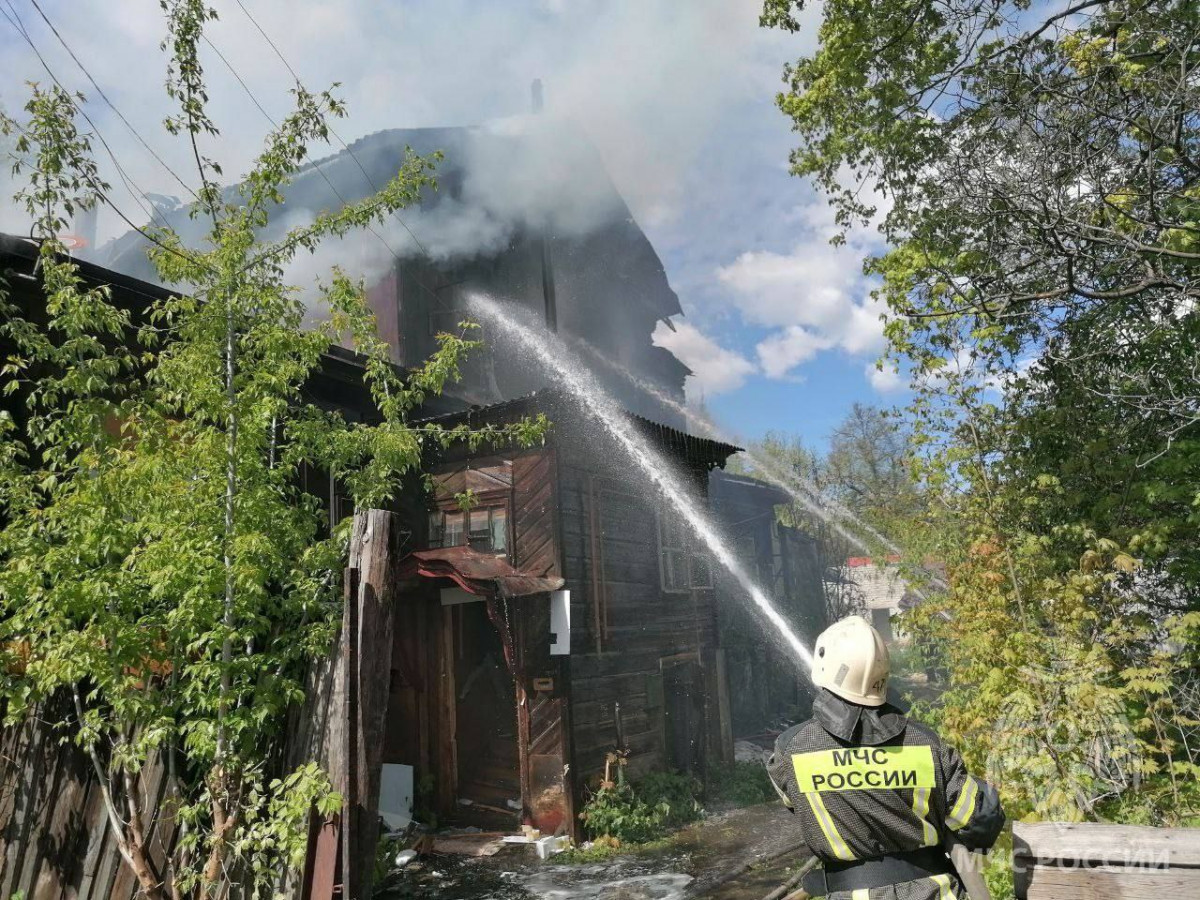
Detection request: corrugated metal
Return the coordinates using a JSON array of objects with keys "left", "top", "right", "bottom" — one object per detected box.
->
[{"left": 419, "top": 390, "right": 742, "bottom": 472}]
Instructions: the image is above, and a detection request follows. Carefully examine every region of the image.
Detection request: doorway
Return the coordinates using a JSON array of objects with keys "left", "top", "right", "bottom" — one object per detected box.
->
[
  {"left": 662, "top": 656, "right": 705, "bottom": 776},
  {"left": 447, "top": 600, "right": 520, "bottom": 826}
]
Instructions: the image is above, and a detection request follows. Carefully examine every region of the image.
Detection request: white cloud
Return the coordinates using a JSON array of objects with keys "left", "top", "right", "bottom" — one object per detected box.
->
[
  {"left": 652, "top": 320, "right": 756, "bottom": 395},
  {"left": 865, "top": 362, "right": 905, "bottom": 393},
  {"left": 717, "top": 189, "right": 892, "bottom": 382},
  {"left": 756, "top": 326, "right": 832, "bottom": 379}
]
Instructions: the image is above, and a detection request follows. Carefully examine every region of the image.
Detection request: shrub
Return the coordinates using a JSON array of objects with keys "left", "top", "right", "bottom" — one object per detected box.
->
[
  {"left": 578, "top": 781, "right": 669, "bottom": 844},
  {"left": 706, "top": 761, "right": 776, "bottom": 806},
  {"left": 578, "top": 757, "right": 703, "bottom": 844},
  {"left": 636, "top": 772, "right": 704, "bottom": 827}
]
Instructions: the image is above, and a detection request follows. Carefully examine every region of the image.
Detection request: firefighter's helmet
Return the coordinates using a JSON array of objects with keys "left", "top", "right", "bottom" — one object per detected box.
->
[{"left": 811, "top": 615, "right": 890, "bottom": 706}]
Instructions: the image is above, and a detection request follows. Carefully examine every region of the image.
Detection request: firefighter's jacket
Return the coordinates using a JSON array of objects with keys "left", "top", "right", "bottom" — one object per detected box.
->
[{"left": 768, "top": 690, "right": 1004, "bottom": 900}]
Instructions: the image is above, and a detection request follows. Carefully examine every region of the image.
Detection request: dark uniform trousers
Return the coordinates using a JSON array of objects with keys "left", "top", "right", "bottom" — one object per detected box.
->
[{"left": 768, "top": 690, "right": 1005, "bottom": 900}]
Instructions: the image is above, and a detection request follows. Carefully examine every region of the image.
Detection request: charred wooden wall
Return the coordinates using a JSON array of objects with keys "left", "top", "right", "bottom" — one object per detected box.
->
[
  {"left": 554, "top": 426, "right": 727, "bottom": 787},
  {"left": 708, "top": 472, "right": 827, "bottom": 737}
]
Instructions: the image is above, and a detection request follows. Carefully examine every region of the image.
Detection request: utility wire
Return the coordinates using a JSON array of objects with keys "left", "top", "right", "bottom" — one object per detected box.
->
[
  {"left": 1, "top": 1, "right": 164, "bottom": 232},
  {"left": 201, "top": 34, "right": 410, "bottom": 272},
  {"left": 208, "top": 5, "right": 456, "bottom": 313},
  {"left": 25, "top": 0, "right": 201, "bottom": 205},
  {"left": 227, "top": 0, "right": 434, "bottom": 260},
  {"left": 0, "top": 0, "right": 182, "bottom": 247}
]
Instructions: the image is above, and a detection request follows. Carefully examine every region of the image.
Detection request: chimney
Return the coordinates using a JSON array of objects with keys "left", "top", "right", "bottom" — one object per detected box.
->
[{"left": 531, "top": 78, "right": 556, "bottom": 331}]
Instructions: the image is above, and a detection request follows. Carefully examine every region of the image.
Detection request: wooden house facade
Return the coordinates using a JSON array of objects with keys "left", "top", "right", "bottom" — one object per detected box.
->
[
  {"left": 381, "top": 392, "right": 742, "bottom": 843},
  {"left": 708, "top": 471, "right": 828, "bottom": 737},
  {"left": 0, "top": 234, "right": 745, "bottom": 897}
]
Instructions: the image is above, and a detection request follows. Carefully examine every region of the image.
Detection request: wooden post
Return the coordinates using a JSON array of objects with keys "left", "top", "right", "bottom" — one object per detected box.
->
[
  {"left": 1013, "top": 822, "right": 1200, "bottom": 899},
  {"left": 342, "top": 509, "right": 398, "bottom": 900}
]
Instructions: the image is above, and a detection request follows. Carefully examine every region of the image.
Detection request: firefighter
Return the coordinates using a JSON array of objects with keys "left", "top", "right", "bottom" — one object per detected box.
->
[{"left": 767, "top": 616, "right": 1004, "bottom": 899}]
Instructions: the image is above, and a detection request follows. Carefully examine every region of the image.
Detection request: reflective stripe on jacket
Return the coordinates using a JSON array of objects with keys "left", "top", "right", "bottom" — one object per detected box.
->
[{"left": 768, "top": 690, "right": 1004, "bottom": 900}]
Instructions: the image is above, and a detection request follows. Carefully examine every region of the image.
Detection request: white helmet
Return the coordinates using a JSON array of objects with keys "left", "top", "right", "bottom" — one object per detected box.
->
[{"left": 811, "top": 616, "right": 890, "bottom": 707}]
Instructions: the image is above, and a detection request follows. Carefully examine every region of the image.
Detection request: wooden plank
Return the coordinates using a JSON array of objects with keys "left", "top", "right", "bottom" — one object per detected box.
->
[
  {"left": 571, "top": 651, "right": 661, "bottom": 679},
  {"left": 300, "top": 807, "right": 340, "bottom": 900},
  {"left": 714, "top": 649, "right": 733, "bottom": 766},
  {"left": 31, "top": 744, "right": 90, "bottom": 900},
  {"left": 337, "top": 565, "right": 358, "bottom": 900},
  {"left": 343, "top": 508, "right": 399, "bottom": 900},
  {"left": 1, "top": 716, "right": 41, "bottom": 898},
  {"left": 1020, "top": 864, "right": 1200, "bottom": 900},
  {"left": 1013, "top": 823, "right": 1200, "bottom": 868},
  {"left": 436, "top": 603, "right": 458, "bottom": 822}
]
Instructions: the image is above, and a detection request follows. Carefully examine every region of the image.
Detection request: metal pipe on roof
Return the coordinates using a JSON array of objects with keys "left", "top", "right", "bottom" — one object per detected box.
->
[{"left": 532, "top": 79, "right": 558, "bottom": 333}]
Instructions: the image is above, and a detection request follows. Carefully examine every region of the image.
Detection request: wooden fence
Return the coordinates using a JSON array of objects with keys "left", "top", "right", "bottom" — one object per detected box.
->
[
  {"left": 0, "top": 509, "right": 395, "bottom": 900},
  {"left": 1013, "top": 821, "right": 1200, "bottom": 899}
]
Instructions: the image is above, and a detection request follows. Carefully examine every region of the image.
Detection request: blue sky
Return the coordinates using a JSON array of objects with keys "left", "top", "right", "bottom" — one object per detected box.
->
[{"left": 0, "top": 0, "right": 906, "bottom": 450}]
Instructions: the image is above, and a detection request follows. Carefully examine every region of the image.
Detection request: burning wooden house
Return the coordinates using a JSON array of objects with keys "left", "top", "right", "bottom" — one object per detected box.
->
[
  {"left": 1, "top": 107, "right": 823, "bottom": 897},
  {"left": 379, "top": 391, "right": 741, "bottom": 841}
]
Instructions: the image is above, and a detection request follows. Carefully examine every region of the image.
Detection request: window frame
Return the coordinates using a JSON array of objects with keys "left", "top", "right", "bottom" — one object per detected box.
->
[
  {"left": 656, "top": 508, "right": 713, "bottom": 594},
  {"left": 427, "top": 497, "right": 511, "bottom": 557}
]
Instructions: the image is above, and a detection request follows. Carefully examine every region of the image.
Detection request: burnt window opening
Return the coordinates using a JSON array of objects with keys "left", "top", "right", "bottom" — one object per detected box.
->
[
  {"left": 428, "top": 505, "right": 509, "bottom": 555},
  {"left": 428, "top": 308, "right": 470, "bottom": 336},
  {"left": 657, "top": 511, "right": 713, "bottom": 594}
]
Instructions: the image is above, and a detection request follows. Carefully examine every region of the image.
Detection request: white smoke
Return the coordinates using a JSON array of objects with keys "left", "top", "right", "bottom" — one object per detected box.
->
[{"left": 0, "top": 0, "right": 797, "bottom": 253}]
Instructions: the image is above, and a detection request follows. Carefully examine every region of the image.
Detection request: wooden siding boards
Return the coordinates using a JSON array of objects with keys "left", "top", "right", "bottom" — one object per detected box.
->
[
  {"left": 708, "top": 470, "right": 826, "bottom": 737},
  {"left": 555, "top": 448, "right": 729, "bottom": 789},
  {"left": 0, "top": 703, "right": 104, "bottom": 900}
]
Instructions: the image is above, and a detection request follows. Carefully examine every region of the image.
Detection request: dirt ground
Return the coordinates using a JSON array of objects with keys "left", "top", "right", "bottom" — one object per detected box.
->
[{"left": 378, "top": 802, "right": 814, "bottom": 900}]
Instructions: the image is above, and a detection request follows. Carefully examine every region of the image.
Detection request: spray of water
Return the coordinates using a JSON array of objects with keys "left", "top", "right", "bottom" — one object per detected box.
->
[
  {"left": 569, "top": 336, "right": 900, "bottom": 556},
  {"left": 467, "top": 292, "right": 814, "bottom": 670}
]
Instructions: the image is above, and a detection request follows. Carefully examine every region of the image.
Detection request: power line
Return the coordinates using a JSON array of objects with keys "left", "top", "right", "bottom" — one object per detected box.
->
[
  {"left": 25, "top": 0, "right": 200, "bottom": 205},
  {"left": 206, "top": 7, "right": 457, "bottom": 312},
  {"left": 227, "top": 0, "right": 434, "bottom": 260},
  {"left": 201, "top": 33, "right": 411, "bottom": 272},
  {"left": 0, "top": 2, "right": 206, "bottom": 271},
  {"left": 0, "top": 0, "right": 165, "bottom": 230}
]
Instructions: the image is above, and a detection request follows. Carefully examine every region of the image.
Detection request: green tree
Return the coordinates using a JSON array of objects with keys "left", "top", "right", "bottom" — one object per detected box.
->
[
  {"left": 0, "top": 8, "right": 539, "bottom": 897},
  {"left": 763, "top": 0, "right": 1200, "bottom": 823}
]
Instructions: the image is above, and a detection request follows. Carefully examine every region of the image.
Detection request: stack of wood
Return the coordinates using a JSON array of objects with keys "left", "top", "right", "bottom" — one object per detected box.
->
[{"left": 1013, "top": 822, "right": 1200, "bottom": 899}]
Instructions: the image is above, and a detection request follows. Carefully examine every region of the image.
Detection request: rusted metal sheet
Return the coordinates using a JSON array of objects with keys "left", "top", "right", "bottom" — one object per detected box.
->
[
  {"left": 397, "top": 545, "right": 564, "bottom": 598},
  {"left": 300, "top": 808, "right": 340, "bottom": 900}
]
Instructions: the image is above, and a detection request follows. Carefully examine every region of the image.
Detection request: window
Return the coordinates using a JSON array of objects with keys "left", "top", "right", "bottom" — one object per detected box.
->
[
  {"left": 469, "top": 507, "right": 508, "bottom": 554},
  {"left": 428, "top": 506, "right": 507, "bottom": 555},
  {"left": 657, "top": 511, "right": 713, "bottom": 593}
]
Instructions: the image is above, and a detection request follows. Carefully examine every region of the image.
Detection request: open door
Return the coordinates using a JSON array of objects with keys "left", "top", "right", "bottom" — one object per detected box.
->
[
  {"left": 446, "top": 599, "right": 521, "bottom": 826},
  {"left": 662, "top": 655, "right": 705, "bottom": 777},
  {"left": 387, "top": 547, "right": 568, "bottom": 835}
]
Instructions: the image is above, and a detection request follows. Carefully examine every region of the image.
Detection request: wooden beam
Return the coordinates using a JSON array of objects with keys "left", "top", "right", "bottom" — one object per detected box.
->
[
  {"left": 1020, "top": 864, "right": 1200, "bottom": 900},
  {"left": 1013, "top": 822, "right": 1200, "bottom": 900},
  {"left": 342, "top": 510, "right": 399, "bottom": 900},
  {"left": 436, "top": 603, "right": 458, "bottom": 820},
  {"left": 1014, "top": 822, "right": 1200, "bottom": 868}
]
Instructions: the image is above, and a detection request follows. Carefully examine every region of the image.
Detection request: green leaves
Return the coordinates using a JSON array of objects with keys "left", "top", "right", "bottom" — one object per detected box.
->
[
  {"left": 765, "top": 0, "right": 1200, "bottom": 826},
  {"left": 0, "top": 6, "right": 541, "bottom": 896}
]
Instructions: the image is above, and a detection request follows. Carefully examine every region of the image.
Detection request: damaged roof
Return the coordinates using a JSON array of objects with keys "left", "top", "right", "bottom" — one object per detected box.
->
[
  {"left": 419, "top": 389, "right": 743, "bottom": 471},
  {"left": 97, "top": 121, "right": 685, "bottom": 324}
]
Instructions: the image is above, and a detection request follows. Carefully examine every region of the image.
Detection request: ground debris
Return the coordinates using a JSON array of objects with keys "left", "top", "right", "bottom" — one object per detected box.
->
[{"left": 378, "top": 803, "right": 807, "bottom": 900}]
